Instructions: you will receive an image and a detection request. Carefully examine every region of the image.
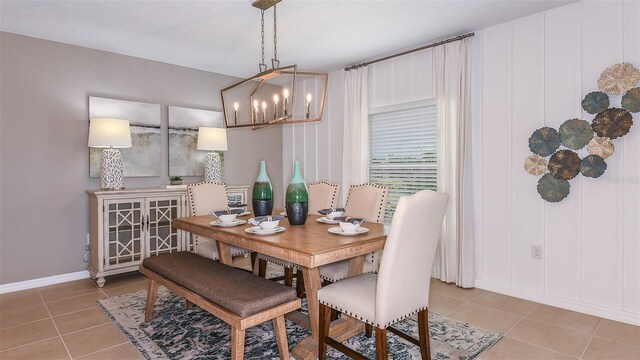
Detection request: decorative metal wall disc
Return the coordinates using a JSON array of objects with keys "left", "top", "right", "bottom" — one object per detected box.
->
[
  {"left": 559, "top": 119, "right": 593, "bottom": 150},
  {"left": 622, "top": 87, "right": 640, "bottom": 113},
  {"left": 548, "top": 150, "right": 581, "bottom": 180},
  {"left": 524, "top": 155, "right": 548, "bottom": 176},
  {"left": 537, "top": 173, "right": 570, "bottom": 202},
  {"left": 598, "top": 63, "right": 640, "bottom": 95},
  {"left": 580, "top": 155, "right": 607, "bottom": 178},
  {"left": 582, "top": 92, "right": 610, "bottom": 114},
  {"left": 587, "top": 136, "right": 615, "bottom": 159},
  {"left": 591, "top": 108, "right": 633, "bottom": 139},
  {"left": 529, "top": 127, "right": 561, "bottom": 157}
]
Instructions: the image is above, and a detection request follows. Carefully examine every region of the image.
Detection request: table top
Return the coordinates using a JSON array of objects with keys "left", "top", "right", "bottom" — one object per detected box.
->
[{"left": 172, "top": 214, "right": 387, "bottom": 268}]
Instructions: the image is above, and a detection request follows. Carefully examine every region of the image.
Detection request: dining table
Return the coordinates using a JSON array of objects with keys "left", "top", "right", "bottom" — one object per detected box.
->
[{"left": 172, "top": 212, "right": 387, "bottom": 360}]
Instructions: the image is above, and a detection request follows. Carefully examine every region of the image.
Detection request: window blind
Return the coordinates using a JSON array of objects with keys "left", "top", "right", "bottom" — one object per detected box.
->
[{"left": 369, "top": 104, "right": 438, "bottom": 223}]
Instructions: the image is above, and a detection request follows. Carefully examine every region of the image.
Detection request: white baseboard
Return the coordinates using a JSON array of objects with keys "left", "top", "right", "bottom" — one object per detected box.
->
[
  {"left": 0, "top": 270, "right": 91, "bottom": 294},
  {"left": 475, "top": 279, "right": 640, "bottom": 326}
]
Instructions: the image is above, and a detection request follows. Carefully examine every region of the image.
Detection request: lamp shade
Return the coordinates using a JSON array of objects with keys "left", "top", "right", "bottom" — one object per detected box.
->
[
  {"left": 197, "top": 127, "right": 228, "bottom": 151},
  {"left": 88, "top": 118, "right": 132, "bottom": 148}
]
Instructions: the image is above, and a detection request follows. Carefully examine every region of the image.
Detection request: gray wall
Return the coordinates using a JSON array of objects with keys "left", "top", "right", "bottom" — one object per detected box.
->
[{"left": 0, "top": 32, "right": 283, "bottom": 284}]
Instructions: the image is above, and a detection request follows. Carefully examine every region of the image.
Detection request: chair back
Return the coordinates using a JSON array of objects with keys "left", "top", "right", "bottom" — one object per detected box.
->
[
  {"left": 374, "top": 190, "right": 448, "bottom": 328},
  {"left": 344, "top": 183, "right": 388, "bottom": 224},
  {"left": 308, "top": 181, "right": 340, "bottom": 215},
  {"left": 187, "top": 182, "right": 228, "bottom": 216}
]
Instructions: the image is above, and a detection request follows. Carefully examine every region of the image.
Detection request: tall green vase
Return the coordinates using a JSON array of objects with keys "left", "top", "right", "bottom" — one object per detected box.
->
[
  {"left": 285, "top": 161, "right": 308, "bottom": 225},
  {"left": 252, "top": 161, "right": 273, "bottom": 216}
]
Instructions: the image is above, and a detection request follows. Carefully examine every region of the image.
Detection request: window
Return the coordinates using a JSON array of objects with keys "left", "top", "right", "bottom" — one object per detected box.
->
[{"left": 369, "top": 102, "right": 437, "bottom": 223}]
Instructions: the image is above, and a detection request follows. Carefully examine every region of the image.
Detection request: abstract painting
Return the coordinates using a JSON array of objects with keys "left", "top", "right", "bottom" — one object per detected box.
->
[
  {"left": 168, "top": 106, "right": 224, "bottom": 176},
  {"left": 89, "top": 97, "right": 161, "bottom": 177}
]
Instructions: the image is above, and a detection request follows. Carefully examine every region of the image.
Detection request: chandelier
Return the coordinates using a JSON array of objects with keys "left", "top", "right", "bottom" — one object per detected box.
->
[{"left": 220, "top": 0, "right": 328, "bottom": 129}]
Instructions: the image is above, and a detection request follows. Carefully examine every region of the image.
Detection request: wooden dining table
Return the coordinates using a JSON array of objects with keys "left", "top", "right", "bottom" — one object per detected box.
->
[{"left": 172, "top": 213, "right": 387, "bottom": 360}]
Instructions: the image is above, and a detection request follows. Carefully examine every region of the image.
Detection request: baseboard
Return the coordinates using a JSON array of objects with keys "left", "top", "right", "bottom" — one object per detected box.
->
[
  {"left": 0, "top": 270, "right": 90, "bottom": 294},
  {"left": 475, "top": 279, "right": 640, "bottom": 326}
]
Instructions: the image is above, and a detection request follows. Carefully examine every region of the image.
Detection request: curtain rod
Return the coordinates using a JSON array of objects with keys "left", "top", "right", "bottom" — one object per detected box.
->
[{"left": 344, "top": 32, "right": 474, "bottom": 71}]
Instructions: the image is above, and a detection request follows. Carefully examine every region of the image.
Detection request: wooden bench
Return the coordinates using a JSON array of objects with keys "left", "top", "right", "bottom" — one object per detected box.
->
[{"left": 140, "top": 252, "right": 301, "bottom": 360}]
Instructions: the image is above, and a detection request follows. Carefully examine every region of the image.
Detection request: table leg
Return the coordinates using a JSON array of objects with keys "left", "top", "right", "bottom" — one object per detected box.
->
[{"left": 216, "top": 241, "right": 233, "bottom": 265}]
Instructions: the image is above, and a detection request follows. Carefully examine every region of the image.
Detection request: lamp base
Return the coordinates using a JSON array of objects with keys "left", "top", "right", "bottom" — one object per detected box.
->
[
  {"left": 204, "top": 152, "right": 222, "bottom": 183},
  {"left": 100, "top": 148, "right": 125, "bottom": 190}
]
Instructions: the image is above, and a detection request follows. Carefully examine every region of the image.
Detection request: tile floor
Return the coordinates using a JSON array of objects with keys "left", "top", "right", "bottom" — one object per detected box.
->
[{"left": 1, "top": 262, "right": 638, "bottom": 359}]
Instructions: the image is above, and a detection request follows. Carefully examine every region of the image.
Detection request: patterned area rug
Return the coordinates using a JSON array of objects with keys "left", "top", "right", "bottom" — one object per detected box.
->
[{"left": 97, "top": 285, "right": 501, "bottom": 360}]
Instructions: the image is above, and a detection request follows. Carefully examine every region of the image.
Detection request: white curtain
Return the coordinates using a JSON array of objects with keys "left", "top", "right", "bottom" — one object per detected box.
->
[
  {"left": 341, "top": 66, "right": 369, "bottom": 202},
  {"left": 433, "top": 38, "right": 475, "bottom": 288}
]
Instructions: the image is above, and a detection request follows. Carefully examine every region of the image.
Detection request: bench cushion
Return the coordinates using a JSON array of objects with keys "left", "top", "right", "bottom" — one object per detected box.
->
[{"left": 142, "top": 252, "right": 297, "bottom": 318}]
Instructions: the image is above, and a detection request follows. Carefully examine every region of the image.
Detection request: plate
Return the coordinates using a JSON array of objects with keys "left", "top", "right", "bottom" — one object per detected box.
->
[
  {"left": 210, "top": 219, "right": 247, "bottom": 227},
  {"left": 244, "top": 226, "right": 286, "bottom": 235},
  {"left": 328, "top": 227, "right": 369, "bottom": 236},
  {"left": 237, "top": 211, "right": 251, "bottom": 217},
  {"left": 317, "top": 217, "right": 339, "bottom": 224}
]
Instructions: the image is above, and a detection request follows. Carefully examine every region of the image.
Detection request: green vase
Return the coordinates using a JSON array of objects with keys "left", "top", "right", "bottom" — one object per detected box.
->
[
  {"left": 285, "top": 161, "right": 308, "bottom": 225},
  {"left": 252, "top": 161, "right": 273, "bottom": 216}
]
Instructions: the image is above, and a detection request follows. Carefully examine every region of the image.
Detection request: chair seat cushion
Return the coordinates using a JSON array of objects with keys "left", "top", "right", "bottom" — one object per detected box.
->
[
  {"left": 317, "top": 273, "right": 377, "bottom": 325},
  {"left": 195, "top": 236, "right": 250, "bottom": 260},
  {"left": 319, "top": 259, "right": 378, "bottom": 282},
  {"left": 143, "top": 252, "right": 297, "bottom": 318},
  {"left": 257, "top": 254, "right": 296, "bottom": 268}
]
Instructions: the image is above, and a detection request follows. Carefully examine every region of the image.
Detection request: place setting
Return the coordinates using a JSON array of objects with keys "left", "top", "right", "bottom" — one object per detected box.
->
[
  {"left": 316, "top": 207, "right": 345, "bottom": 224},
  {"left": 328, "top": 217, "right": 369, "bottom": 236},
  {"left": 209, "top": 209, "right": 247, "bottom": 227},
  {"left": 245, "top": 215, "right": 286, "bottom": 235}
]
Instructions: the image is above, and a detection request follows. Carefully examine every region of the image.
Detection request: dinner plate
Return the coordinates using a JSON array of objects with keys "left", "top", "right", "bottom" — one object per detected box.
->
[
  {"left": 244, "top": 226, "right": 286, "bottom": 235},
  {"left": 317, "top": 217, "right": 339, "bottom": 224},
  {"left": 328, "top": 227, "right": 369, "bottom": 236},
  {"left": 209, "top": 219, "right": 247, "bottom": 227}
]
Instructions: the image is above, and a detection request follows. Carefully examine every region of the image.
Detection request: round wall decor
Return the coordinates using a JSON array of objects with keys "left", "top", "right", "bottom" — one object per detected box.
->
[
  {"left": 537, "top": 173, "right": 570, "bottom": 202},
  {"left": 586, "top": 136, "right": 615, "bottom": 159},
  {"left": 524, "top": 155, "right": 548, "bottom": 176},
  {"left": 591, "top": 108, "right": 633, "bottom": 139},
  {"left": 598, "top": 63, "right": 640, "bottom": 95},
  {"left": 580, "top": 155, "right": 607, "bottom": 178},
  {"left": 559, "top": 118, "right": 594, "bottom": 150},
  {"left": 529, "top": 127, "right": 561, "bottom": 157},
  {"left": 548, "top": 150, "right": 581, "bottom": 180},
  {"left": 582, "top": 91, "right": 610, "bottom": 114},
  {"left": 622, "top": 87, "right": 640, "bottom": 113}
]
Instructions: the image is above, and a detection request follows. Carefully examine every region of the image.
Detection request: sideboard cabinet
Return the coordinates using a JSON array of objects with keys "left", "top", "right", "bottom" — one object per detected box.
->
[{"left": 87, "top": 185, "right": 249, "bottom": 287}]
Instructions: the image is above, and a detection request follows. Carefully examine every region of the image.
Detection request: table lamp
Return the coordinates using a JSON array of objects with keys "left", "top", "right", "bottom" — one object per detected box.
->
[
  {"left": 197, "top": 127, "right": 228, "bottom": 182},
  {"left": 88, "top": 118, "right": 132, "bottom": 190}
]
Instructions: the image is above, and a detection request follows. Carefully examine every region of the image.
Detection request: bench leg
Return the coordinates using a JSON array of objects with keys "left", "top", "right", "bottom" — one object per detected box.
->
[
  {"left": 295, "top": 270, "right": 305, "bottom": 298},
  {"left": 145, "top": 279, "right": 158, "bottom": 322},
  {"left": 273, "top": 315, "right": 290, "bottom": 360},
  {"left": 185, "top": 299, "right": 194, "bottom": 310},
  {"left": 258, "top": 259, "right": 267, "bottom": 278},
  {"left": 284, "top": 267, "right": 294, "bottom": 287},
  {"left": 231, "top": 327, "right": 245, "bottom": 360}
]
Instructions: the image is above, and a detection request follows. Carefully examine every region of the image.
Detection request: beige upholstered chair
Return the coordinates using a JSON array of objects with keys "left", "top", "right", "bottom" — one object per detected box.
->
[
  {"left": 318, "top": 190, "right": 449, "bottom": 360},
  {"left": 318, "top": 183, "right": 388, "bottom": 282},
  {"left": 187, "top": 182, "right": 250, "bottom": 260}
]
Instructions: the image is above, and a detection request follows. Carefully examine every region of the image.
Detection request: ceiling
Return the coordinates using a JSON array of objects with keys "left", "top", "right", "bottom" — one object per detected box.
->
[{"left": 0, "top": 0, "right": 575, "bottom": 78}]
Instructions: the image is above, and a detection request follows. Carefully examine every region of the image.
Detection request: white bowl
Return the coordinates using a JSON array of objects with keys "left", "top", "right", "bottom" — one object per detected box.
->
[
  {"left": 217, "top": 213, "right": 238, "bottom": 223},
  {"left": 339, "top": 221, "right": 361, "bottom": 233},
  {"left": 326, "top": 211, "right": 344, "bottom": 220},
  {"left": 258, "top": 220, "right": 280, "bottom": 230}
]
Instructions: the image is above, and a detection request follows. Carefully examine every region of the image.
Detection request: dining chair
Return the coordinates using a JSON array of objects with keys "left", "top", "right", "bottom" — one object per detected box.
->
[
  {"left": 317, "top": 190, "right": 449, "bottom": 360},
  {"left": 318, "top": 183, "right": 388, "bottom": 283},
  {"left": 256, "top": 181, "right": 340, "bottom": 297},
  {"left": 187, "top": 182, "right": 251, "bottom": 260}
]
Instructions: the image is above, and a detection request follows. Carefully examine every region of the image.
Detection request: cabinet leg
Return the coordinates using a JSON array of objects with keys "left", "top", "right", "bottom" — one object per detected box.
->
[{"left": 96, "top": 277, "right": 106, "bottom": 288}]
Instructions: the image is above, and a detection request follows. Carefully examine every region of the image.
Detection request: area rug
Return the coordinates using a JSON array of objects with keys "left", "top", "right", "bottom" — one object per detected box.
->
[{"left": 97, "top": 286, "right": 501, "bottom": 360}]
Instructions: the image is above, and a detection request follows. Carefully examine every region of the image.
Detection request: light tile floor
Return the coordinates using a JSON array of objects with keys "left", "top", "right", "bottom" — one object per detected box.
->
[{"left": 1, "top": 262, "right": 638, "bottom": 359}]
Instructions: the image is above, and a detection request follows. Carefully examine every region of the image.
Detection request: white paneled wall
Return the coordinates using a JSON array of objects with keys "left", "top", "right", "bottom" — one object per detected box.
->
[{"left": 473, "top": 1, "right": 640, "bottom": 325}]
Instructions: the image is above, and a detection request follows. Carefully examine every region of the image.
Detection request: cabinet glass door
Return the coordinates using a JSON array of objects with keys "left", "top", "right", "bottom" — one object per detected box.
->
[
  {"left": 103, "top": 199, "right": 144, "bottom": 269},
  {"left": 146, "top": 196, "right": 181, "bottom": 257}
]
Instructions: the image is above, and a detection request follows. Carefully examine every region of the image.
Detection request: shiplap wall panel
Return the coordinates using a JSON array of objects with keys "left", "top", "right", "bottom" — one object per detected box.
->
[
  {"left": 511, "top": 13, "right": 545, "bottom": 292},
  {"left": 623, "top": 0, "right": 640, "bottom": 315},
  {"left": 580, "top": 0, "right": 624, "bottom": 309},
  {"left": 542, "top": 2, "right": 582, "bottom": 301},
  {"left": 481, "top": 22, "right": 512, "bottom": 284}
]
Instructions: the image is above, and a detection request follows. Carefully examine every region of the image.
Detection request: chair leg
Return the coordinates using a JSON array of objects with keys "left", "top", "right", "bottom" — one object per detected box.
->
[
  {"left": 258, "top": 259, "right": 267, "bottom": 278},
  {"left": 365, "top": 323, "right": 373, "bottom": 338},
  {"left": 375, "top": 327, "right": 388, "bottom": 360},
  {"left": 318, "top": 303, "right": 332, "bottom": 360},
  {"left": 295, "top": 270, "right": 305, "bottom": 298},
  {"left": 231, "top": 327, "right": 245, "bottom": 360},
  {"left": 250, "top": 252, "right": 258, "bottom": 272},
  {"left": 272, "top": 315, "right": 290, "bottom": 360},
  {"left": 144, "top": 279, "right": 158, "bottom": 322},
  {"left": 185, "top": 299, "right": 194, "bottom": 310},
  {"left": 284, "top": 267, "right": 294, "bottom": 287},
  {"left": 418, "top": 309, "right": 432, "bottom": 360}
]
